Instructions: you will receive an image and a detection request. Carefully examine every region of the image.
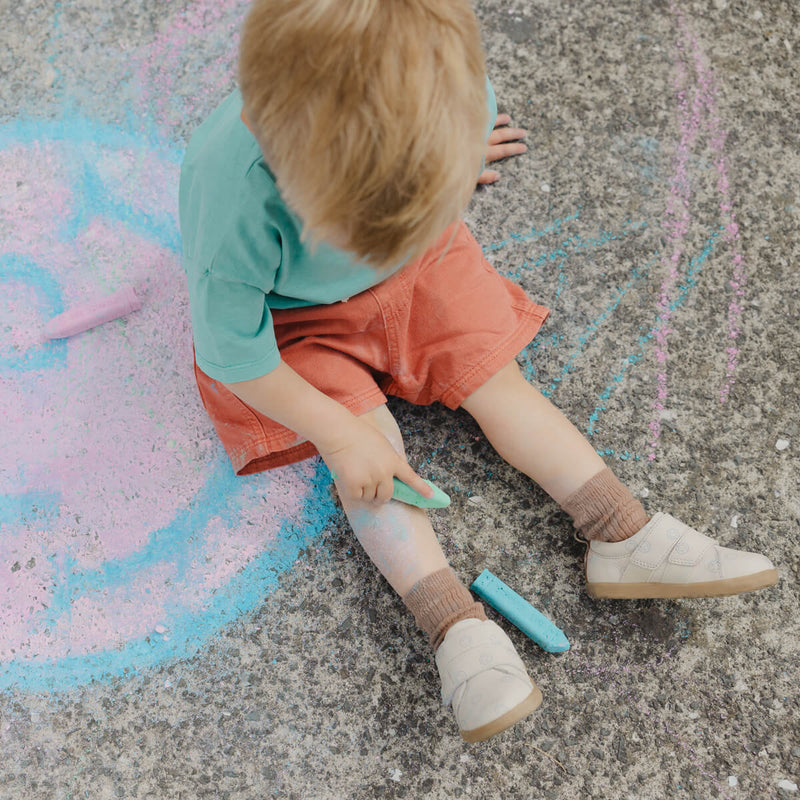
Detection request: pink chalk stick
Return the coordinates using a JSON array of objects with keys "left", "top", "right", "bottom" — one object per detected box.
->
[{"left": 44, "top": 285, "right": 143, "bottom": 339}]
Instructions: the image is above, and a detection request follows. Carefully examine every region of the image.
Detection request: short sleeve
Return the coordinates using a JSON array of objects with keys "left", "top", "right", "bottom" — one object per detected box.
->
[{"left": 190, "top": 270, "right": 281, "bottom": 383}]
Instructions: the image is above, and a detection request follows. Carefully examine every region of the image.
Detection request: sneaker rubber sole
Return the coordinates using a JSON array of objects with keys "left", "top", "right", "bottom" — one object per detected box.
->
[
  {"left": 460, "top": 685, "right": 543, "bottom": 744},
  {"left": 587, "top": 567, "right": 779, "bottom": 600}
]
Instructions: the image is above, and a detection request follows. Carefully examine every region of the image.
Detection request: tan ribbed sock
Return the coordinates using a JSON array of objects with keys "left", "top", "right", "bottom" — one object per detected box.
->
[
  {"left": 402, "top": 567, "right": 487, "bottom": 651},
  {"left": 561, "top": 467, "right": 649, "bottom": 543}
]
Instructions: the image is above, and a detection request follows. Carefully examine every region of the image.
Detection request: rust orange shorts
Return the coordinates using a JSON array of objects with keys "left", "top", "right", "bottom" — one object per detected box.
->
[{"left": 194, "top": 220, "right": 549, "bottom": 475}]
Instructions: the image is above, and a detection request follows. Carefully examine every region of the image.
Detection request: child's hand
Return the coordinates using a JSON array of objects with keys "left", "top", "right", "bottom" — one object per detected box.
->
[
  {"left": 318, "top": 419, "right": 434, "bottom": 505},
  {"left": 478, "top": 114, "right": 528, "bottom": 184}
]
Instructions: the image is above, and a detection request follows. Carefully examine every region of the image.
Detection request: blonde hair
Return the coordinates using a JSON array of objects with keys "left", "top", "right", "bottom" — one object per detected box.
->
[{"left": 239, "top": 0, "right": 487, "bottom": 269}]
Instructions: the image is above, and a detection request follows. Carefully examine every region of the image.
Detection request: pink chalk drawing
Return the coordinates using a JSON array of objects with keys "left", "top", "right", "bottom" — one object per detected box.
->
[
  {"left": 649, "top": 6, "right": 749, "bottom": 458},
  {"left": 647, "top": 37, "right": 704, "bottom": 461},
  {"left": 132, "top": 0, "right": 249, "bottom": 134},
  {"left": 670, "top": 6, "right": 748, "bottom": 405},
  {"left": 0, "top": 0, "right": 340, "bottom": 693},
  {"left": 0, "top": 120, "right": 335, "bottom": 692}
]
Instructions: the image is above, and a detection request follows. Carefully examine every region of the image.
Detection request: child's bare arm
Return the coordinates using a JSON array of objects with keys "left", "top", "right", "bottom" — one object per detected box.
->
[{"left": 224, "top": 362, "right": 433, "bottom": 504}]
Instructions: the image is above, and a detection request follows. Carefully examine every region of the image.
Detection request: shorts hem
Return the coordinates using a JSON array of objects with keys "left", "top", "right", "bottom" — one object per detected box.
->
[{"left": 439, "top": 304, "right": 550, "bottom": 409}]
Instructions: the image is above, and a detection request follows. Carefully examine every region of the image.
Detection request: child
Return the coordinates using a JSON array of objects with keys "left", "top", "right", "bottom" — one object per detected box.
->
[{"left": 179, "top": 0, "right": 778, "bottom": 743}]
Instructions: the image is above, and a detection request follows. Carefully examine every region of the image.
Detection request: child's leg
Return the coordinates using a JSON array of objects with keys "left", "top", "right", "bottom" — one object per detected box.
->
[
  {"left": 334, "top": 404, "right": 485, "bottom": 649},
  {"left": 461, "top": 360, "right": 777, "bottom": 598},
  {"left": 460, "top": 360, "right": 647, "bottom": 542},
  {"left": 461, "top": 361, "right": 605, "bottom": 503},
  {"left": 336, "top": 404, "right": 541, "bottom": 741}
]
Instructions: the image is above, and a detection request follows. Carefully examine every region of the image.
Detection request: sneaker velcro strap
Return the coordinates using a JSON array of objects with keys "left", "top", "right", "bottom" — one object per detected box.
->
[
  {"left": 667, "top": 527, "right": 716, "bottom": 566},
  {"left": 629, "top": 514, "right": 683, "bottom": 569},
  {"left": 630, "top": 513, "right": 714, "bottom": 570},
  {"left": 436, "top": 623, "right": 527, "bottom": 707}
]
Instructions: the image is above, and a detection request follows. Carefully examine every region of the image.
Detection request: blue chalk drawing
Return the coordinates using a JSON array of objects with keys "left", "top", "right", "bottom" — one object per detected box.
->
[
  {"left": 0, "top": 254, "right": 67, "bottom": 374},
  {"left": 0, "top": 115, "right": 719, "bottom": 694},
  {"left": 1, "top": 459, "right": 337, "bottom": 694},
  {"left": 481, "top": 210, "right": 581, "bottom": 253},
  {"left": 1, "top": 0, "right": 725, "bottom": 693},
  {"left": 0, "top": 117, "right": 339, "bottom": 694},
  {"left": 539, "top": 255, "right": 655, "bottom": 399},
  {"left": 485, "top": 207, "right": 721, "bottom": 450},
  {"left": 586, "top": 228, "right": 721, "bottom": 436}
]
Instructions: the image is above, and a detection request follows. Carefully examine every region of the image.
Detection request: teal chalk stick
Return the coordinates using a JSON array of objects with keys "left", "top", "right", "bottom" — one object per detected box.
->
[
  {"left": 390, "top": 477, "right": 451, "bottom": 509},
  {"left": 330, "top": 473, "right": 450, "bottom": 509},
  {"left": 470, "top": 569, "right": 570, "bottom": 653}
]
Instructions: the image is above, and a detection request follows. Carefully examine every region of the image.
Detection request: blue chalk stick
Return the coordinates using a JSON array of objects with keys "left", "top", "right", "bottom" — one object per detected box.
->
[{"left": 470, "top": 569, "right": 570, "bottom": 653}]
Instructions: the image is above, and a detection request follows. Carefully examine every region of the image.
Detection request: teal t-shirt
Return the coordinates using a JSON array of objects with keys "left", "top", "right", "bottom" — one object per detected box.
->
[{"left": 180, "top": 80, "right": 497, "bottom": 384}]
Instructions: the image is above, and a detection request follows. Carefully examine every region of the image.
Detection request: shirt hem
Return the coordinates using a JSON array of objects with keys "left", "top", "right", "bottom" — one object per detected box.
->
[{"left": 194, "top": 350, "right": 281, "bottom": 384}]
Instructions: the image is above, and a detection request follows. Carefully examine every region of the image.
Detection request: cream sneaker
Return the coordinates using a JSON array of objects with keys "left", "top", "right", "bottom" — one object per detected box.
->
[
  {"left": 435, "top": 618, "right": 542, "bottom": 743},
  {"left": 586, "top": 512, "right": 779, "bottom": 599}
]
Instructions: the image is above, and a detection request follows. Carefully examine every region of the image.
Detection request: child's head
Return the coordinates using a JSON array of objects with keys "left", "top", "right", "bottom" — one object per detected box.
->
[{"left": 239, "top": 0, "right": 488, "bottom": 268}]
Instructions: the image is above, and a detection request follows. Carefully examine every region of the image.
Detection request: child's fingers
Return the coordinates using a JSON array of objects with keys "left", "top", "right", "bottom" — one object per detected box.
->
[
  {"left": 350, "top": 480, "right": 369, "bottom": 502},
  {"left": 485, "top": 141, "right": 528, "bottom": 164},
  {"left": 477, "top": 169, "right": 501, "bottom": 184},
  {"left": 488, "top": 126, "right": 527, "bottom": 146},
  {"left": 397, "top": 463, "right": 434, "bottom": 499},
  {"left": 374, "top": 479, "right": 395, "bottom": 505},
  {"left": 494, "top": 113, "right": 512, "bottom": 127},
  {"left": 334, "top": 473, "right": 377, "bottom": 504}
]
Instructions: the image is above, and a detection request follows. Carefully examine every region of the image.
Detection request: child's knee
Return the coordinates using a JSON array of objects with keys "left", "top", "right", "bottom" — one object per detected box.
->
[{"left": 359, "top": 404, "right": 406, "bottom": 456}]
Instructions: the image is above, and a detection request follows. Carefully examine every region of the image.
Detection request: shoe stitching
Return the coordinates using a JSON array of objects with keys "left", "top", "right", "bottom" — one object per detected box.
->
[
  {"left": 630, "top": 526, "right": 672, "bottom": 570},
  {"left": 441, "top": 662, "right": 529, "bottom": 707},
  {"left": 668, "top": 540, "right": 715, "bottom": 567},
  {"left": 438, "top": 643, "right": 523, "bottom": 676}
]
